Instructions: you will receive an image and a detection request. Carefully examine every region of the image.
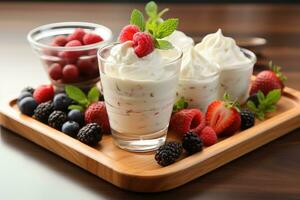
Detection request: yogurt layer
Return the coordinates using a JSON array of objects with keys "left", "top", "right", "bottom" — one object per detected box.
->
[
  {"left": 105, "top": 41, "right": 175, "bottom": 81},
  {"left": 164, "top": 30, "right": 194, "bottom": 53},
  {"left": 195, "top": 29, "right": 251, "bottom": 68},
  {"left": 180, "top": 47, "right": 219, "bottom": 79}
]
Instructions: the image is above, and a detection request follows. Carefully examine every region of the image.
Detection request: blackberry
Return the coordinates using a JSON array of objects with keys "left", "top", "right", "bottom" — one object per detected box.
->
[
  {"left": 33, "top": 101, "right": 54, "bottom": 123},
  {"left": 247, "top": 93, "right": 259, "bottom": 107},
  {"left": 53, "top": 93, "right": 72, "bottom": 111},
  {"left": 182, "top": 131, "right": 203, "bottom": 155},
  {"left": 155, "top": 142, "right": 182, "bottom": 167},
  {"left": 21, "top": 87, "right": 35, "bottom": 94},
  {"left": 18, "top": 97, "right": 37, "bottom": 116},
  {"left": 240, "top": 109, "right": 255, "bottom": 130},
  {"left": 77, "top": 123, "right": 103, "bottom": 146},
  {"left": 48, "top": 111, "right": 67, "bottom": 130}
]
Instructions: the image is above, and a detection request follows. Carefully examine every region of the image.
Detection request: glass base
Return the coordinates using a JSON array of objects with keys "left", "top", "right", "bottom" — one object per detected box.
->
[{"left": 111, "top": 127, "right": 168, "bottom": 152}]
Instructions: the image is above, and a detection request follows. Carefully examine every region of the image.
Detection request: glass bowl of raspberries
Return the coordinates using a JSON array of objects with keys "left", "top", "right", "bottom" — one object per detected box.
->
[{"left": 27, "top": 22, "right": 113, "bottom": 90}]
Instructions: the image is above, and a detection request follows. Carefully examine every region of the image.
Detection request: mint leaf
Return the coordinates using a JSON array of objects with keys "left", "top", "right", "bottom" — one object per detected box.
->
[
  {"left": 68, "top": 105, "right": 85, "bottom": 112},
  {"left": 87, "top": 87, "right": 100, "bottom": 103},
  {"left": 145, "top": 1, "right": 157, "bottom": 18},
  {"left": 155, "top": 18, "right": 178, "bottom": 39},
  {"left": 266, "top": 89, "right": 281, "bottom": 105},
  {"left": 158, "top": 8, "right": 169, "bottom": 18},
  {"left": 65, "top": 85, "right": 89, "bottom": 106},
  {"left": 156, "top": 39, "right": 173, "bottom": 50},
  {"left": 130, "top": 9, "right": 145, "bottom": 31},
  {"left": 247, "top": 101, "right": 259, "bottom": 113},
  {"left": 257, "top": 91, "right": 265, "bottom": 104},
  {"left": 173, "top": 97, "right": 188, "bottom": 112}
]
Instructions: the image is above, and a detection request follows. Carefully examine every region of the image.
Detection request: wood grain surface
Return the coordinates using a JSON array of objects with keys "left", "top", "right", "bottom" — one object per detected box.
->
[{"left": 1, "top": 2, "right": 300, "bottom": 199}]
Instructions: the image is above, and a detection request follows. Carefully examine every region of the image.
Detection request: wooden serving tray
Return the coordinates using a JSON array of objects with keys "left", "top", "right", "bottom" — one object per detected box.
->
[{"left": 1, "top": 86, "right": 300, "bottom": 192}]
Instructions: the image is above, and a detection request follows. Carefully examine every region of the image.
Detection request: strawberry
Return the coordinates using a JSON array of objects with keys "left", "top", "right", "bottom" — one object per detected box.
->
[
  {"left": 85, "top": 102, "right": 110, "bottom": 134},
  {"left": 170, "top": 109, "right": 205, "bottom": 135},
  {"left": 132, "top": 32, "right": 154, "bottom": 57},
  {"left": 118, "top": 25, "right": 140, "bottom": 43},
  {"left": 206, "top": 95, "right": 241, "bottom": 137},
  {"left": 250, "top": 61, "right": 287, "bottom": 95},
  {"left": 199, "top": 126, "right": 218, "bottom": 147},
  {"left": 33, "top": 84, "right": 54, "bottom": 104}
]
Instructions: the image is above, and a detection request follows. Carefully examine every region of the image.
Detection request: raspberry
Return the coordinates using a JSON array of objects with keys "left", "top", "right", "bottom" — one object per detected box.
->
[
  {"left": 33, "top": 84, "right": 54, "bottom": 104},
  {"left": 155, "top": 142, "right": 182, "bottom": 166},
  {"left": 62, "top": 64, "right": 79, "bottom": 83},
  {"left": 48, "top": 63, "right": 63, "bottom": 80},
  {"left": 63, "top": 40, "right": 83, "bottom": 60},
  {"left": 83, "top": 33, "right": 103, "bottom": 45},
  {"left": 85, "top": 102, "right": 110, "bottom": 134},
  {"left": 182, "top": 131, "right": 203, "bottom": 154},
  {"left": 170, "top": 109, "right": 205, "bottom": 135},
  {"left": 77, "top": 58, "right": 98, "bottom": 77},
  {"left": 118, "top": 25, "right": 140, "bottom": 43},
  {"left": 53, "top": 36, "right": 68, "bottom": 46},
  {"left": 132, "top": 32, "right": 154, "bottom": 57},
  {"left": 199, "top": 126, "right": 218, "bottom": 147},
  {"left": 67, "top": 28, "right": 86, "bottom": 42}
]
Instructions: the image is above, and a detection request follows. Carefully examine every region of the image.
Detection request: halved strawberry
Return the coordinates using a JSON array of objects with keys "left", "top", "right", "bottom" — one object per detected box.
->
[{"left": 206, "top": 100, "right": 241, "bottom": 137}]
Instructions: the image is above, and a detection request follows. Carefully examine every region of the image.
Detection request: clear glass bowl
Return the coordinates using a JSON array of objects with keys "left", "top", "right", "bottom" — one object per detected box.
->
[{"left": 27, "top": 22, "right": 113, "bottom": 90}]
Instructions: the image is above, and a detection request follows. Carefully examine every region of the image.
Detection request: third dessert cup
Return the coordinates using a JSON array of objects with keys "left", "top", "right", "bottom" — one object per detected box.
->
[{"left": 98, "top": 43, "right": 182, "bottom": 152}]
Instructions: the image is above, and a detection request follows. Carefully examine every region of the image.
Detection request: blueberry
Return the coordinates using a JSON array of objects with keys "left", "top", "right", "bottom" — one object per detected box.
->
[
  {"left": 17, "top": 91, "right": 32, "bottom": 104},
  {"left": 53, "top": 93, "right": 72, "bottom": 111},
  {"left": 62, "top": 121, "right": 80, "bottom": 137},
  {"left": 21, "top": 87, "right": 35, "bottom": 94},
  {"left": 68, "top": 109, "right": 84, "bottom": 126},
  {"left": 18, "top": 97, "right": 38, "bottom": 116}
]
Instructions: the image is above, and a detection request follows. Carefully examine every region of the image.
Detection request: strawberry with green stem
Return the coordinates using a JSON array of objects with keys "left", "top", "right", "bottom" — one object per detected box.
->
[
  {"left": 250, "top": 61, "right": 287, "bottom": 95},
  {"left": 65, "top": 85, "right": 110, "bottom": 134}
]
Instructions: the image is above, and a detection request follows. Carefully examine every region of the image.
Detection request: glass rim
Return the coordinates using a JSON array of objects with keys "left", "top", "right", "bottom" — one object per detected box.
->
[
  {"left": 97, "top": 42, "right": 183, "bottom": 65},
  {"left": 220, "top": 48, "right": 257, "bottom": 70},
  {"left": 27, "top": 22, "right": 113, "bottom": 51}
]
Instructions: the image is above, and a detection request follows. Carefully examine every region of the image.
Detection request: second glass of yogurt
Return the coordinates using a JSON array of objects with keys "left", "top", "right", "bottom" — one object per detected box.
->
[
  {"left": 196, "top": 29, "right": 257, "bottom": 103},
  {"left": 177, "top": 47, "right": 220, "bottom": 112},
  {"left": 98, "top": 42, "right": 182, "bottom": 152}
]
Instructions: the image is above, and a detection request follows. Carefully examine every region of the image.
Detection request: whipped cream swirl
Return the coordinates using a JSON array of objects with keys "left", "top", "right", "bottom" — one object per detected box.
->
[
  {"left": 164, "top": 30, "right": 194, "bottom": 53},
  {"left": 104, "top": 41, "right": 176, "bottom": 80},
  {"left": 195, "top": 29, "right": 250, "bottom": 68},
  {"left": 180, "top": 47, "right": 219, "bottom": 79}
]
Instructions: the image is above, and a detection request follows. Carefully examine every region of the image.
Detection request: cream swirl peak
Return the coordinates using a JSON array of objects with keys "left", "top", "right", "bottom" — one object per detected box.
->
[
  {"left": 195, "top": 29, "right": 251, "bottom": 68},
  {"left": 180, "top": 47, "right": 219, "bottom": 79},
  {"left": 104, "top": 41, "right": 176, "bottom": 80},
  {"left": 164, "top": 30, "right": 194, "bottom": 53}
]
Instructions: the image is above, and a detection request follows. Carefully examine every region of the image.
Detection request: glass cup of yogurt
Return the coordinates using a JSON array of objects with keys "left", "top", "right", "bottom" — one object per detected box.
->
[
  {"left": 176, "top": 47, "right": 220, "bottom": 112},
  {"left": 98, "top": 42, "right": 182, "bottom": 152},
  {"left": 195, "top": 29, "right": 257, "bottom": 103}
]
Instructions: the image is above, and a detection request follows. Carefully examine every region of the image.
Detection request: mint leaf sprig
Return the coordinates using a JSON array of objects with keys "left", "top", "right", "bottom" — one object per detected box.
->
[
  {"left": 65, "top": 85, "right": 101, "bottom": 111},
  {"left": 247, "top": 89, "right": 281, "bottom": 120},
  {"left": 129, "top": 1, "right": 178, "bottom": 50},
  {"left": 173, "top": 97, "right": 188, "bottom": 112}
]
